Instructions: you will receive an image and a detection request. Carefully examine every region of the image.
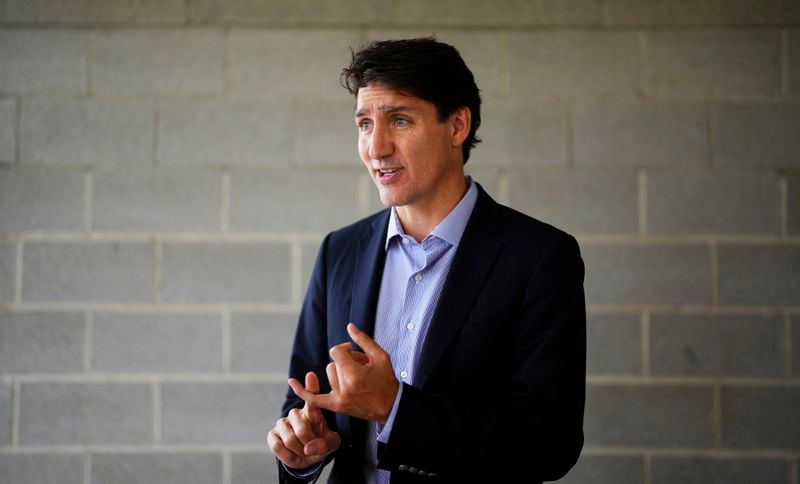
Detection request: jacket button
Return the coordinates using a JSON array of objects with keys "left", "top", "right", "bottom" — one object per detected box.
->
[
  {"left": 398, "top": 465, "right": 408, "bottom": 472},
  {"left": 409, "top": 467, "right": 419, "bottom": 474}
]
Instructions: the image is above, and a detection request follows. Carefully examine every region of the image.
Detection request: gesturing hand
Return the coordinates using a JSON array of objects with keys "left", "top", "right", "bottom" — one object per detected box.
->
[
  {"left": 289, "top": 323, "right": 400, "bottom": 424},
  {"left": 268, "top": 372, "right": 341, "bottom": 470}
]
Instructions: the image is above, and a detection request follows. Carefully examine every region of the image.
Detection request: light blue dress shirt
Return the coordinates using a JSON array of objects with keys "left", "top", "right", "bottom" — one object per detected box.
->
[{"left": 364, "top": 177, "right": 478, "bottom": 483}]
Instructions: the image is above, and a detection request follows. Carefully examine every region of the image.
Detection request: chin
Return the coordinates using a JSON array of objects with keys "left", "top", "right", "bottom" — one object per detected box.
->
[{"left": 377, "top": 190, "right": 402, "bottom": 207}]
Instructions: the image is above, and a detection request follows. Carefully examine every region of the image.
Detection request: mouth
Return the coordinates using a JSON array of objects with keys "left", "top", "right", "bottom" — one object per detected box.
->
[{"left": 375, "top": 166, "right": 403, "bottom": 183}]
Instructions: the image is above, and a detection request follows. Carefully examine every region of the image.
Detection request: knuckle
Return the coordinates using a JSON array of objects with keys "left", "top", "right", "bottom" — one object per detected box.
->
[
  {"left": 270, "top": 441, "right": 285, "bottom": 456},
  {"left": 343, "top": 375, "right": 360, "bottom": 389},
  {"left": 268, "top": 431, "right": 287, "bottom": 453},
  {"left": 278, "top": 422, "right": 294, "bottom": 436},
  {"left": 281, "top": 432, "right": 300, "bottom": 450},
  {"left": 287, "top": 454, "right": 304, "bottom": 468}
]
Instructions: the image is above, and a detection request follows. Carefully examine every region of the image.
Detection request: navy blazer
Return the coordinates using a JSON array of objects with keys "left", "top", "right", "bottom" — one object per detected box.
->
[{"left": 279, "top": 184, "right": 586, "bottom": 483}]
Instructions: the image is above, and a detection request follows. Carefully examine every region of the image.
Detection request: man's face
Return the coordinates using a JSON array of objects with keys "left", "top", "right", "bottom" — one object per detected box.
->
[{"left": 355, "top": 83, "right": 464, "bottom": 210}]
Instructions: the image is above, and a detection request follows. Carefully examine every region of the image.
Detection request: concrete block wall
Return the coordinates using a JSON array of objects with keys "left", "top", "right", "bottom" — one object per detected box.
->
[{"left": 0, "top": 2, "right": 798, "bottom": 483}]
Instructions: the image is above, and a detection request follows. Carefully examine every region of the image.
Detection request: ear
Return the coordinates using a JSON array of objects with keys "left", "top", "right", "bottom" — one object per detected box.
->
[{"left": 450, "top": 107, "right": 471, "bottom": 148}]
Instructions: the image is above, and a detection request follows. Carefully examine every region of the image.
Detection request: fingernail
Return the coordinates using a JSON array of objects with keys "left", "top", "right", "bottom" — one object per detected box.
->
[{"left": 306, "top": 444, "right": 318, "bottom": 455}]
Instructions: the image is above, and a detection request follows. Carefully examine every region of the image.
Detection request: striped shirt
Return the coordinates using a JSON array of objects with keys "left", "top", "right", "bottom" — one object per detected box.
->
[{"left": 365, "top": 177, "right": 478, "bottom": 483}]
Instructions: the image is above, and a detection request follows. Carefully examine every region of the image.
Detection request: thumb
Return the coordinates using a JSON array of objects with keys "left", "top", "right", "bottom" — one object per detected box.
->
[
  {"left": 347, "top": 323, "right": 386, "bottom": 359},
  {"left": 302, "top": 371, "right": 321, "bottom": 416},
  {"left": 304, "top": 430, "right": 341, "bottom": 457}
]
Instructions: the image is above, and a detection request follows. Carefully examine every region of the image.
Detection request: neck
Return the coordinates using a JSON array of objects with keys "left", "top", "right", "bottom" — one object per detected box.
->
[{"left": 395, "top": 175, "right": 469, "bottom": 242}]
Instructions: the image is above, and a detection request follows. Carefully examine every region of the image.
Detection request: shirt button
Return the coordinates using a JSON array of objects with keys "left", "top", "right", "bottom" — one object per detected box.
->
[
  {"left": 414, "top": 274, "right": 422, "bottom": 283},
  {"left": 400, "top": 370, "right": 408, "bottom": 379},
  {"left": 406, "top": 322, "right": 415, "bottom": 330}
]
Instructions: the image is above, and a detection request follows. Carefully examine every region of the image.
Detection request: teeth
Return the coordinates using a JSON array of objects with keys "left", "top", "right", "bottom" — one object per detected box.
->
[{"left": 379, "top": 169, "right": 398, "bottom": 174}]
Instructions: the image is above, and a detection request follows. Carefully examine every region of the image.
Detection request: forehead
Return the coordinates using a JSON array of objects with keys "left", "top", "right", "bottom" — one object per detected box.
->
[{"left": 355, "top": 83, "right": 430, "bottom": 115}]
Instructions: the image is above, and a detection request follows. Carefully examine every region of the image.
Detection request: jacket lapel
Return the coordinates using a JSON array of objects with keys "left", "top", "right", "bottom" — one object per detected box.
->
[
  {"left": 341, "top": 210, "right": 388, "bottom": 463},
  {"left": 348, "top": 210, "right": 390, "bottom": 340},
  {"left": 414, "top": 186, "right": 504, "bottom": 388}
]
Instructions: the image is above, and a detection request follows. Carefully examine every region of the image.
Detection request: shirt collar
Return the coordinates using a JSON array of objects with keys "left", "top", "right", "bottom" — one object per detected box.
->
[{"left": 385, "top": 176, "right": 479, "bottom": 250}]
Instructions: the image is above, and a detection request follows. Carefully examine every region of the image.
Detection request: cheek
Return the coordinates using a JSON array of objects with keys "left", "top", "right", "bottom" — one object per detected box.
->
[{"left": 357, "top": 138, "right": 369, "bottom": 161}]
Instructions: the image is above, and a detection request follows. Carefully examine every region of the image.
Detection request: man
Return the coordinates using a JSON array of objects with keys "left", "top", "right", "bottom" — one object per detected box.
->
[{"left": 268, "top": 37, "right": 586, "bottom": 483}]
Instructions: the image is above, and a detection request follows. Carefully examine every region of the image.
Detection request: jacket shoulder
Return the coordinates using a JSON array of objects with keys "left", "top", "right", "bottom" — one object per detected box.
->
[
  {"left": 497, "top": 203, "right": 575, "bottom": 246},
  {"left": 474, "top": 186, "right": 577, "bottom": 252}
]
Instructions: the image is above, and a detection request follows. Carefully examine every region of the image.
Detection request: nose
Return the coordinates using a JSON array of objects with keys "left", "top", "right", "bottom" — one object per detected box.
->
[{"left": 368, "top": 124, "right": 393, "bottom": 161}]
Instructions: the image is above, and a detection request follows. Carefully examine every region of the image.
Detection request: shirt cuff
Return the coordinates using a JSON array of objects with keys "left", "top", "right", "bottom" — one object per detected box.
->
[
  {"left": 376, "top": 382, "right": 404, "bottom": 443},
  {"left": 282, "top": 461, "right": 322, "bottom": 479}
]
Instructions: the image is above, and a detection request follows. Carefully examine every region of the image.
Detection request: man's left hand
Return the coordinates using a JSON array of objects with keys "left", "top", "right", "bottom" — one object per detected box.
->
[{"left": 288, "top": 323, "right": 399, "bottom": 424}]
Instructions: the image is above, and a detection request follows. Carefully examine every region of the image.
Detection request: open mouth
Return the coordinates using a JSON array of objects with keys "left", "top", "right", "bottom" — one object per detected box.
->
[{"left": 376, "top": 167, "right": 403, "bottom": 180}]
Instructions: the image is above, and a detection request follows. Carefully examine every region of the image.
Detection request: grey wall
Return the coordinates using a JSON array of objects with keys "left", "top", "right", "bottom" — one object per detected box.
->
[{"left": 1, "top": 1, "right": 799, "bottom": 483}]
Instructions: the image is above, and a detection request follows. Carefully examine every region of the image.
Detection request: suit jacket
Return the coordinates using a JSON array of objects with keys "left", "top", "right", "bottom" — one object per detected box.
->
[{"left": 279, "top": 184, "right": 586, "bottom": 483}]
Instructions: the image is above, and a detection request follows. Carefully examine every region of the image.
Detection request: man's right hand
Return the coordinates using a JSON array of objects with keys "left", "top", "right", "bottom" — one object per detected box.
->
[{"left": 268, "top": 372, "right": 341, "bottom": 470}]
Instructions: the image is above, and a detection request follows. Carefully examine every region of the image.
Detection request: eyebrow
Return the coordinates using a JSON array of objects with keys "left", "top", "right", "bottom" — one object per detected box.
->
[{"left": 355, "top": 105, "right": 416, "bottom": 118}]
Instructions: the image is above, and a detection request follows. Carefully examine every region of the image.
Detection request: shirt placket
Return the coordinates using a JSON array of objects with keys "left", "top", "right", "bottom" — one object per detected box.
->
[{"left": 393, "top": 238, "right": 428, "bottom": 384}]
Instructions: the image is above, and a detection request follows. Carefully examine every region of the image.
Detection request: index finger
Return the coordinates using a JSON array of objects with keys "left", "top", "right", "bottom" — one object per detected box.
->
[
  {"left": 303, "top": 372, "right": 320, "bottom": 413},
  {"left": 328, "top": 341, "right": 362, "bottom": 372},
  {"left": 288, "top": 378, "right": 335, "bottom": 411}
]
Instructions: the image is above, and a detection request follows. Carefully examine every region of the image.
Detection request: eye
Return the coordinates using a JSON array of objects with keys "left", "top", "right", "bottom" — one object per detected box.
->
[
  {"left": 394, "top": 118, "right": 409, "bottom": 127},
  {"left": 358, "top": 120, "right": 373, "bottom": 132}
]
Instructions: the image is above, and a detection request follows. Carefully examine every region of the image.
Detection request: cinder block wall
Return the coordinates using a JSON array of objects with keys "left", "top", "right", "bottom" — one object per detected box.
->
[{"left": 1, "top": 2, "right": 799, "bottom": 483}]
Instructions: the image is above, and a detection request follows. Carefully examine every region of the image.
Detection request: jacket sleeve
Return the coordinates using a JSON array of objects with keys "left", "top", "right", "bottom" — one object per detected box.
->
[
  {"left": 278, "top": 234, "right": 338, "bottom": 484},
  {"left": 277, "top": 461, "right": 325, "bottom": 484},
  {"left": 376, "top": 232, "right": 586, "bottom": 482}
]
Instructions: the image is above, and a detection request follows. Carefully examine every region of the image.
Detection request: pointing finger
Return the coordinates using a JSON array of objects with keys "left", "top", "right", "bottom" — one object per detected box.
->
[
  {"left": 305, "top": 371, "right": 320, "bottom": 394},
  {"left": 328, "top": 341, "right": 361, "bottom": 372},
  {"left": 288, "top": 378, "right": 315, "bottom": 403},
  {"left": 328, "top": 340, "right": 352, "bottom": 359},
  {"left": 300, "top": 372, "right": 326, "bottom": 434},
  {"left": 288, "top": 378, "right": 334, "bottom": 411},
  {"left": 302, "top": 371, "right": 321, "bottom": 414}
]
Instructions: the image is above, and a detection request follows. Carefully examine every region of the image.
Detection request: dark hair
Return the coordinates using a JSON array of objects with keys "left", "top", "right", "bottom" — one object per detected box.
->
[{"left": 340, "top": 37, "right": 482, "bottom": 164}]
